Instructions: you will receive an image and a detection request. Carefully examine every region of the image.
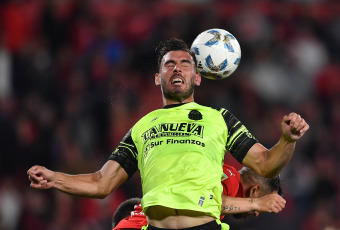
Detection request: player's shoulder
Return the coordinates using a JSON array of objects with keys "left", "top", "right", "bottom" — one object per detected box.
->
[
  {"left": 133, "top": 108, "right": 164, "bottom": 126},
  {"left": 187, "top": 104, "right": 232, "bottom": 124},
  {"left": 187, "top": 103, "right": 229, "bottom": 116},
  {"left": 221, "top": 164, "right": 242, "bottom": 197},
  {"left": 214, "top": 107, "right": 235, "bottom": 118},
  {"left": 196, "top": 104, "right": 235, "bottom": 120},
  {"left": 222, "top": 164, "right": 239, "bottom": 178}
]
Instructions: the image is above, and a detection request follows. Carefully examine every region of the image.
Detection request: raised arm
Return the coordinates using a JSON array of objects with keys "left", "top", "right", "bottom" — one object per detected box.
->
[
  {"left": 242, "top": 112, "right": 309, "bottom": 178},
  {"left": 27, "top": 160, "right": 128, "bottom": 198},
  {"left": 221, "top": 193, "right": 286, "bottom": 215}
]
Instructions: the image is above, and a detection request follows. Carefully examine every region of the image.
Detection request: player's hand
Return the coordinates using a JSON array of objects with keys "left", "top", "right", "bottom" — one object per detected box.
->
[
  {"left": 254, "top": 194, "right": 286, "bottom": 213},
  {"left": 27, "top": 165, "right": 55, "bottom": 189},
  {"left": 282, "top": 112, "right": 309, "bottom": 142}
]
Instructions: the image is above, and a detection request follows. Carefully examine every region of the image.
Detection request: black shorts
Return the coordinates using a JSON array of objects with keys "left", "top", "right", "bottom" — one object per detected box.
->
[{"left": 146, "top": 220, "right": 221, "bottom": 230}]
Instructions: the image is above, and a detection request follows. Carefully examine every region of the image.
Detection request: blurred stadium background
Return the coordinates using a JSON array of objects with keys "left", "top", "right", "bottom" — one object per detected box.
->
[{"left": 0, "top": 0, "right": 339, "bottom": 229}]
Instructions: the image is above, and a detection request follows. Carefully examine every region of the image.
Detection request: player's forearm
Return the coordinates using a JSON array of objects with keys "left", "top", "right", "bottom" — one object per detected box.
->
[
  {"left": 53, "top": 171, "right": 108, "bottom": 198},
  {"left": 242, "top": 139, "right": 296, "bottom": 179},
  {"left": 221, "top": 196, "right": 257, "bottom": 215},
  {"left": 264, "top": 136, "right": 296, "bottom": 178}
]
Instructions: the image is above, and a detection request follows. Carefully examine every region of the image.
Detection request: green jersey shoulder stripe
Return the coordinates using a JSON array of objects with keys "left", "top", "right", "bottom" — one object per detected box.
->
[
  {"left": 218, "top": 108, "right": 258, "bottom": 163},
  {"left": 109, "top": 128, "right": 138, "bottom": 177}
]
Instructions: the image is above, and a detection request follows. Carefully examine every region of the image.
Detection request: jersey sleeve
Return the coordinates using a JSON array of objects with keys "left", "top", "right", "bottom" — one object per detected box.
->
[
  {"left": 219, "top": 108, "right": 259, "bottom": 163},
  {"left": 108, "top": 128, "right": 138, "bottom": 178}
]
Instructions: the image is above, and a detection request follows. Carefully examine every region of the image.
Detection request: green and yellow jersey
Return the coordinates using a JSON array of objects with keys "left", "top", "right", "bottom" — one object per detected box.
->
[{"left": 109, "top": 102, "right": 258, "bottom": 219}]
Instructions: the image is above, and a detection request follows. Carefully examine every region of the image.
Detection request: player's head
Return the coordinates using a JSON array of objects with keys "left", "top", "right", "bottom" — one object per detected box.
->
[
  {"left": 155, "top": 38, "right": 198, "bottom": 72},
  {"left": 154, "top": 38, "right": 201, "bottom": 104},
  {"left": 235, "top": 167, "right": 283, "bottom": 219},
  {"left": 239, "top": 166, "right": 283, "bottom": 197},
  {"left": 112, "top": 197, "right": 141, "bottom": 228}
]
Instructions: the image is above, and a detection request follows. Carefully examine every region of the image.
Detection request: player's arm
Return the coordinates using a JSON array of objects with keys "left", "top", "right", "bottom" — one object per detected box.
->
[
  {"left": 221, "top": 193, "right": 286, "bottom": 215},
  {"left": 242, "top": 112, "right": 309, "bottom": 178},
  {"left": 27, "top": 160, "right": 128, "bottom": 198},
  {"left": 28, "top": 128, "right": 138, "bottom": 198}
]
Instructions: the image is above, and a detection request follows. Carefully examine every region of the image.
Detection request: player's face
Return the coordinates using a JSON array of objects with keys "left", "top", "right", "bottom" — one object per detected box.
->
[{"left": 155, "top": 50, "right": 201, "bottom": 103}]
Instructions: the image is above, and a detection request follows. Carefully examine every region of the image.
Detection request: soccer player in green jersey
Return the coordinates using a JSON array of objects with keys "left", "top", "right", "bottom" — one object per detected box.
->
[{"left": 27, "top": 38, "right": 309, "bottom": 230}]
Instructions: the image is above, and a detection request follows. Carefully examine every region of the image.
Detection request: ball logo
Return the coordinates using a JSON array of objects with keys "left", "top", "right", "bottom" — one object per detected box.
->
[
  {"left": 204, "top": 30, "right": 221, "bottom": 47},
  {"left": 205, "top": 30, "right": 236, "bottom": 53},
  {"left": 205, "top": 54, "right": 228, "bottom": 72},
  {"left": 197, "top": 61, "right": 203, "bottom": 70},
  {"left": 222, "top": 33, "right": 236, "bottom": 52},
  {"left": 192, "top": 46, "right": 200, "bottom": 55}
]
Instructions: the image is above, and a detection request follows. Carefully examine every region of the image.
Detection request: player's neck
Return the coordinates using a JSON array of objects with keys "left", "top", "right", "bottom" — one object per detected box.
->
[{"left": 163, "top": 95, "right": 195, "bottom": 106}]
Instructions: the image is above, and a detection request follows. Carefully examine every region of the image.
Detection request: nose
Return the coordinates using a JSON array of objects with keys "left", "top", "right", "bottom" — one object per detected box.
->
[{"left": 173, "top": 64, "right": 182, "bottom": 72}]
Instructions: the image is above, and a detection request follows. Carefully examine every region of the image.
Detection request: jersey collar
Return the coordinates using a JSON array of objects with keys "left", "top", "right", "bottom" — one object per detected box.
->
[{"left": 163, "top": 103, "right": 188, "bottom": 109}]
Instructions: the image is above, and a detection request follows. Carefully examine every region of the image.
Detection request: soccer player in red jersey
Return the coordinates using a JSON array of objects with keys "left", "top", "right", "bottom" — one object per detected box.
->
[{"left": 112, "top": 164, "right": 285, "bottom": 229}]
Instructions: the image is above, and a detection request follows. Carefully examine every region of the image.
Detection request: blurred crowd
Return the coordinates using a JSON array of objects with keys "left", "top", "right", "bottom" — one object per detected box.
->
[{"left": 0, "top": 0, "right": 340, "bottom": 229}]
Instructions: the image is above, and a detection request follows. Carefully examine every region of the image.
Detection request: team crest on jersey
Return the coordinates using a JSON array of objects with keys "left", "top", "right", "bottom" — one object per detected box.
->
[
  {"left": 221, "top": 173, "right": 229, "bottom": 181},
  {"left": 141, "top": 122, "right": 204, "bottom": 143},
  {"left": 222, "top": 169, "right": 236, "bottom": 181},
  {"left": 188, "top": 110, "right": 203, "bottom": 120}
]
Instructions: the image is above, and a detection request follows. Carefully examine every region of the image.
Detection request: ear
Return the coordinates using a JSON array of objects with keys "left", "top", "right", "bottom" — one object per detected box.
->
[
  {"left": 249, "top": 185, "right": 261, "bottom": 198},
  {"left": 155, "top": 73, "right": 161, "bottom": 85},
  {"left": 195, "top": 73, "right": 201, "bottom": 86}
]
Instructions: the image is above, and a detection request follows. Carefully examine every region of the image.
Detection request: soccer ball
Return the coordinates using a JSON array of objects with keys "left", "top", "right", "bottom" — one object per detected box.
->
[{"left": 191, "top": 28, "right": 241, "bottom": 80}]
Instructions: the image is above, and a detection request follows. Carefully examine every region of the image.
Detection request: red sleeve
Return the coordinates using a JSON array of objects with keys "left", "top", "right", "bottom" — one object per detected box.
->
[{"left": 221, "top": 165, "right": 243, "bottom": 197}]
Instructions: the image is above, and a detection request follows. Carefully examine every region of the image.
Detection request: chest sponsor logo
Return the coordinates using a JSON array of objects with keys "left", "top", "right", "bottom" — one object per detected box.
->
[{"left": 141, "top": 122, "right": 204, "bottom": 143}]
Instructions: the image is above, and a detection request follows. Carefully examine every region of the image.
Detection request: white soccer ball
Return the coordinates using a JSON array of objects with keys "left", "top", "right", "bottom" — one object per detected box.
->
[{"left": 191, "top": 28, "right": 241, "bottom": 80}]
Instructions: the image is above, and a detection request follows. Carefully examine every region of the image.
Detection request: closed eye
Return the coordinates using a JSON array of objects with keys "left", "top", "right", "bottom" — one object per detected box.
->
[{"left": 164, "top": 60, "right": 192, "bottom": 68}]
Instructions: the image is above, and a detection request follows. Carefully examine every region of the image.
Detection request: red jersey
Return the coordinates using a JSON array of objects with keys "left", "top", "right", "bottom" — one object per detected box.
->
[
  {"left": 113, "top": 203, "right": 148, "bottom": 230},
  {"left": 220, "top": 165, "right": 244, "bottom": 220},
  {"left": 221, "top": 165, "right": 244, "bottom": 198},
  {"left": 113, "top": 165, "right": 244, "bottom": 230}
]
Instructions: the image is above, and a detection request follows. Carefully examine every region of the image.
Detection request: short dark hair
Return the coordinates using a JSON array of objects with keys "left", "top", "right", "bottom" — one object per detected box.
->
[
  {"left": 268, "top": 175, "right": 283, "bottom": 196},
  {"left": 239, "top": 167, "right": 283, "bottom": 196},
  {"left": 112, "top": 197, "right": 141, "bottom": 228},
  {"left": 155, "top": 38, "right": 197, "bottom": 71}
]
